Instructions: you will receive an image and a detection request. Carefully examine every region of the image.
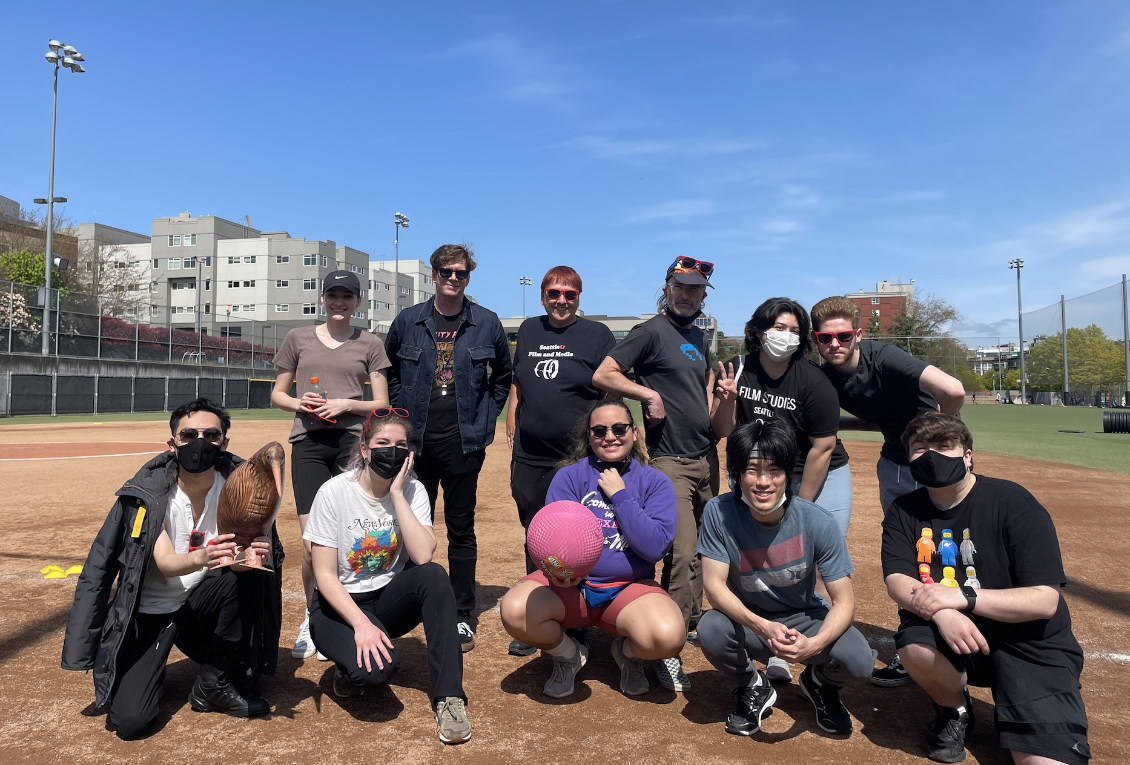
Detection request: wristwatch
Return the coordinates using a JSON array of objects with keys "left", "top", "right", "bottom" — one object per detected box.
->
[{"left": 960, "top": 585, "right": 978, "bottom": 614}]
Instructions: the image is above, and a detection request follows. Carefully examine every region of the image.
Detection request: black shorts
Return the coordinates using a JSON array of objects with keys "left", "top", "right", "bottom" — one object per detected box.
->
[
  {"left": 896, "top": 615, "right": 1091, "bottom": 764},
  {"left": 291, "top": 429, "right": 359, "bottom": 516}
]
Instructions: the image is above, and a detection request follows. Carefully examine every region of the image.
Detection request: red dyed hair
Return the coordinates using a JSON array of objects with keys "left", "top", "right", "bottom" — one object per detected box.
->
[{"left": 540, "top": 266, "right": 582, "bottom": 293}]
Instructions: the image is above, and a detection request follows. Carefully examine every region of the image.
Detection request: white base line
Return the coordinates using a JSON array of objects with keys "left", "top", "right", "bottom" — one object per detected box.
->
[{"left": 0, "top": 450, "right": 165, "bottom": 462}]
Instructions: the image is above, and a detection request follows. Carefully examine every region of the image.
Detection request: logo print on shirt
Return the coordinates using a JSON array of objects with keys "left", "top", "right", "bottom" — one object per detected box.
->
[
  {"left": 680, "top": 343, "right": 703, "bottom": 362},
  {"left": 534, "top": 359, "right": 560, "bottom": 379}
]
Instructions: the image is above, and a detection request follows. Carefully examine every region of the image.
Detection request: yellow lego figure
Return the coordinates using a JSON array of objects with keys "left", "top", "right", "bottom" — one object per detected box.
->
[{"left": 940, "top": 566, "right": 959, "bottom": 588}]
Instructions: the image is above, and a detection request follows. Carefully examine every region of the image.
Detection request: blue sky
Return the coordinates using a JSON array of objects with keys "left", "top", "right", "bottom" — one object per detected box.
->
[{"left": 4, "top": 1, "right": 1130, "bottom": 342}]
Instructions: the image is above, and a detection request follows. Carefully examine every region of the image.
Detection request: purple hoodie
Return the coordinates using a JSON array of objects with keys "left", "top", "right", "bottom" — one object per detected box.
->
[{"left": 545, "top": 457, "right": 677, "bottom": 584}]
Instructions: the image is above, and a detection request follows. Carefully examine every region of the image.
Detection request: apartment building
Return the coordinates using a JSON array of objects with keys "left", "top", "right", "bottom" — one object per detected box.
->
[
  {"left": 847, "top": 280, "right": 914, "bottom": 333},
  {"left": 499, "top": 312, "right": 719, "bottom": 354},
  {"left": 368, "top": 259, "right": 436, "bottom": 333}
]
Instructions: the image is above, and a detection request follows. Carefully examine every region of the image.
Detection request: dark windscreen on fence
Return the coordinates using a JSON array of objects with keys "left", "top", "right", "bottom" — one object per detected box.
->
[
  {"left": 167, "top": 379, "right": 197, "bottom": 411},
  {"left": 56, "top": 376, "right": 95, "bottom": 414},
  {"left": 11, "top": 375, "right": 51, "bottom": 416},
  {"left": 134, "top": 378, "right": 165, "bottom": 412},
  {"left": 98, "top": 377, "right": 133, "bottom": 414}
]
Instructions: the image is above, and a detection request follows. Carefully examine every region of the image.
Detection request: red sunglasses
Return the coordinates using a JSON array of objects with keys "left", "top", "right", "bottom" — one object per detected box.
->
[
  {"left": 669, "top": 256, "right": 714, "bottom": 276},
  {"left": 814, "top": 330, "right": 857, "bottom": 345},
  {"left": 365, "top": 407, "right": 410, "bottom": 429},
  {"left": 545, "top": 288, "right": 579, "bottom": 302}
]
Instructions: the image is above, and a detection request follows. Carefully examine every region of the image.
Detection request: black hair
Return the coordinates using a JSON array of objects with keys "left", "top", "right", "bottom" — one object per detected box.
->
[
  {"left": 744, "top": 297, "right": 812, "bottom": 361},
  {"left": 725, "top": 418, "right": 798, "bottom": 494},
  {"left": 170, "top": 398, "right": 231, "bottom": 436},
  {"left": 559, "top": 397, "right": 649, "bottom": 467}
]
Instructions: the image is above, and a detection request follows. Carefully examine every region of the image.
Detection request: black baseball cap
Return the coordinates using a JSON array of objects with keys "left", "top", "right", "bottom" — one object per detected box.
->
[
  {"left": 323, "top": 270, "right": 361, "bottom": 296},
  {"left": 665, "top": 256, "right": 715, "bottom": 289}
]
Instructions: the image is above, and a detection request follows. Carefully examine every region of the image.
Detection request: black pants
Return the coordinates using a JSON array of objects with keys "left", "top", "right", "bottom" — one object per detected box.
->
[
  {"left": 109, "top": 568, "right": 266, "bottom": 739},
  {"left": 308, "top": 562, "right": 465, "bottom": 701},
  {"left": 292, "top": 429, "right": 359, "bottom": 516},
  {"left": 510, "top": 460, "right": 560, "bottom": 575},
  {"left": 414, "top": 436, "right": 486, "bottom": 614}
]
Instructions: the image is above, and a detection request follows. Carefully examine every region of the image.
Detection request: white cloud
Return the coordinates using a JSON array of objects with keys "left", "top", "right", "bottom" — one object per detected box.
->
[
  {"left": 559, "top": 134, "right": 767, "bottom": 162},
  {"left": 451, "top": 33, "right": 575, "bottom": 107},
  {"left": 1082, "top": 254, "right": 1130, "bottom": 277},
  {"left": 621, "top": 199, "right": 716, "bottom": 223},
  {"left": 1032, "top": 201, "right": 1130, "bottom": 249},
  {"left": 762, "top": 219, "right": 802, "bottom": 235},
  {"left": 882, "top": 189, "right": 946, "bottom": 203}
]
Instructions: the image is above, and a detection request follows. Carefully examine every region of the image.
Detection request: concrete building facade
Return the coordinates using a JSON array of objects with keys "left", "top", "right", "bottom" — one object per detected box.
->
[{"left": 847, "top": 280, "right": 914, "bottom": 333}]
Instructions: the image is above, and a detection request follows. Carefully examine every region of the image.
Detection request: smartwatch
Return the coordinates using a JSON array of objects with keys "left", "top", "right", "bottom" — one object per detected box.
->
[{"left": 960, "top": 585, "right": 978, "bottom": 614}]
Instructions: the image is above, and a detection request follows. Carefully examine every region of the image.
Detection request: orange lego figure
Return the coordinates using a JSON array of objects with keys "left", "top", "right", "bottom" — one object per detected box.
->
[
  {"left": 918, "top": 563, "right": 935, "bottom": 584},
  {"left": 916, "top": 528, "right": 936, "bottom": 563}
]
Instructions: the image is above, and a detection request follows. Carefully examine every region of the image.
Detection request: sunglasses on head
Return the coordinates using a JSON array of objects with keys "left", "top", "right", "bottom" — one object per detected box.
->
[
  {"left": 814, "top": 330, "right": 857, "bottom": 345},
  {"left": 438, "top": 267, "right": 470, "bottom": 281},
  {"left": 545, "top": 288, "right": 579, "bottom": 302},
  {"left": 365, "top": 407, "right": 410, "bottom": 428},
  {"left": 669, "top": 256, "right": 714, "bottom": 276},
  {"left": 590, "top": 423, "right": 631, "bottom": 439},
  {"left": 176, "top": 427, "right": 224, "bottom": 444}
]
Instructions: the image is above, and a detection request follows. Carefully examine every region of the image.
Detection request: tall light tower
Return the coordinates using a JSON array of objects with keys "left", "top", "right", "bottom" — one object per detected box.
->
[
  {"left": 394, "top": 212, "right": 409, "bottom": 318},
  {"left": 1009, "top": 259, "right": 1026, "bottom": 404},
  {"left": 520, "top": 276, "right": 532, "bottom": 318},
  {"left": 38, "top": 39, "right": 86, "bottom": 355}
]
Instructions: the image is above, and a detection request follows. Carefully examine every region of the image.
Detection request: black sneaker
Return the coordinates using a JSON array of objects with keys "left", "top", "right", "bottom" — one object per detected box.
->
[
  {"left": 188, "top": 667, "right": 270, "bottom": 718},
  {"left": 871, "top": 653, "right": 914, "bottom": 687},
  {"left": 923, "top": 689, "right": 975, "bottom": 763},
  {"left": 508, "top": 639, "right": 537, "bottom": 657},
  {"left": 799, "top": 665, "right": 852, "bottom": 735},
  {"left": 725, "top": 672, "right": 777, "bottom": 736},
  {"left": 457, "top": 619, "right": 476, "bottom": 652}
]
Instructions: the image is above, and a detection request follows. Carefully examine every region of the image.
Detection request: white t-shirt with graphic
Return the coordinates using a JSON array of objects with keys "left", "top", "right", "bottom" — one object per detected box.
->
[
  {"left": 302, "top": 471, "right": 432, "bottom": 594},
  {"left": 138, "top": 474, "right": 225, "bottom": 615}
]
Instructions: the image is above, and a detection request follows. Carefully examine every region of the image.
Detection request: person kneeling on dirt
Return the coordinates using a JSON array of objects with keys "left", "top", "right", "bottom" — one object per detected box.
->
[
  {"left": 697, "top": 418, "right": 872, "bottom": 738},
  {"left": 881, "top": 412, "right": 1091, "bottom": 764},
  {"left": 62, "top": 398, "right": 281, "bottom": 740}
]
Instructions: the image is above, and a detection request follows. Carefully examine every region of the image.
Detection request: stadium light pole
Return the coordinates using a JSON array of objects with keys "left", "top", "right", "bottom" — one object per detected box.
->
[
  {"left": 1009, "top": 259, "right": 1026, "bottom": 404},
  {"left": 394, "top": 212, "right": 409, "bottom": 319},
  {"left": 39, "top": 39, "right": 85, "bottom": 356},
  {"left": 520, "top": 276, "right": 532, "bottom": 318}
]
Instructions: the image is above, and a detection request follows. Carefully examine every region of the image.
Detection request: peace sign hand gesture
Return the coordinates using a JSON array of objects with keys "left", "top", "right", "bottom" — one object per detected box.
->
[{"left": 715, "top": 361, "right": 738, "bottom": 403}]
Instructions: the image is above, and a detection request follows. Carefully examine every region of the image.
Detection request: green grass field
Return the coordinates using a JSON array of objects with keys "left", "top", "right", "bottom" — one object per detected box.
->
[{"left": 4, "top": 402, "right": 1127, "bottom": 474}]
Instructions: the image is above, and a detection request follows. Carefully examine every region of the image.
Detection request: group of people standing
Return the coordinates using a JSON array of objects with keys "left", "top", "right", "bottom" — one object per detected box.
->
[{"left": 62, "top": 246, "right": 1091, "bottom": 765}]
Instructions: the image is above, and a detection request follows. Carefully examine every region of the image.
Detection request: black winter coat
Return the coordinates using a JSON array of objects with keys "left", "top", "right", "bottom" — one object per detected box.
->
[{"left": 60, "top": 451, "right": 285, "bottom": 707}]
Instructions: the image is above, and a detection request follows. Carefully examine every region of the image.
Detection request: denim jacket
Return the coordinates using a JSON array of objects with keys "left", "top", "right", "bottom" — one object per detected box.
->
[{"left": 384, "top": 296, "right": 513, "bottom": 454}]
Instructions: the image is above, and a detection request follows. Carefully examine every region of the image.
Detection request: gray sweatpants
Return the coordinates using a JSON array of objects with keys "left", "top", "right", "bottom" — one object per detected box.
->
[{"left": 698, "top": 607, "right": 874, "bottom": 688}]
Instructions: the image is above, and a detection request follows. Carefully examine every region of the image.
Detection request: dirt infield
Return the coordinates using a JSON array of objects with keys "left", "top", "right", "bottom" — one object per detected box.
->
[{"left": 0, "top": 420, "right": 1126, "bottom": 764}]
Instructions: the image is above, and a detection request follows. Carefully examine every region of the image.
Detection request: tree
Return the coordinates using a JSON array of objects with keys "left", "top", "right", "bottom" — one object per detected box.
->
[
  {"left": 865, "top": 312, "right": 882, "bottom": 337},
  {"left": 0, "top": 250, "right": 66, "bottom": 289},
  {"left": 954, "top": 366, "right": 985, "bottom": 392},
  {"left": 70, "top": 235, "right": 146, "bottom": 317},
  {"left": 1024, "top": 325, "right": 1126, "bottom": 390},
  {"left": 887, "top": 293, "right": 960, "bottom": 339}
]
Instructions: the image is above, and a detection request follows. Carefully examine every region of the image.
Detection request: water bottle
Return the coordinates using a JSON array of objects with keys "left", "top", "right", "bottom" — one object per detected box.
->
[{"left": 308, "top": 377, "right": 337, "bottom": 424}]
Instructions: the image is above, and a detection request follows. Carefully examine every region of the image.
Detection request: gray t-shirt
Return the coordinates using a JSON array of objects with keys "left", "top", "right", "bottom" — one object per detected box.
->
[
  {"left": 275, "top": 326, "right": 392, "bottom": 443},
  {"left": 609, "top": 314, "right": 713, "bottom": 459},
  {"left": 698, "top": 492, "right": 854, "bottom": 615}
]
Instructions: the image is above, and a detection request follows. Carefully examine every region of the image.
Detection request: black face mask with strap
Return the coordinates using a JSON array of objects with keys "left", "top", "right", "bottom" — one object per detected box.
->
[
  {"left": 909, "top": 450, "right": 968, "bottom": 488},
  {"left": 665, "top": 307, "right": 700, "bottom": 328},
  {"left": 594, "top": 458, "right": 631, "bottom": 475},
  {"left": 176, "top": 439, "right": 221, "bottom": 474}
]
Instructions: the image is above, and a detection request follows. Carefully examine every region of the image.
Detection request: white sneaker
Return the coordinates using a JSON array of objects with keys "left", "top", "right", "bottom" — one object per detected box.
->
[
  {"left": 292, "top": 611, "right": 316, "bottom": 659},
  {"left": 766, "top": 656, "right": 794, "bottom": 684},
  {"left": 654, "top": 656, "right": 692, "bottom": 692},
  {"left": 317, "top": 650, "right": 329, "bottom": 662}
]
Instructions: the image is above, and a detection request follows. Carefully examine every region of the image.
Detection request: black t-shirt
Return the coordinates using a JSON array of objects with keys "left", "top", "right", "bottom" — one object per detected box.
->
[
  {"left": 734, "top": 354, "right": 849, "bottom": 475},
  {"left": 513, "top": 316, "right": 617, "bottom": 467},
  {"left": 821, "top": 340, "right": 938, "bottom": 465},
  {"left": 881, "top": 476, "right": 1079, "bottom": 663},
  {"left": 609, "top": 314, "right": 713, "bottom": 459},
  {"left": 424, "top": 309, "right": 462, "bottom": 445}
]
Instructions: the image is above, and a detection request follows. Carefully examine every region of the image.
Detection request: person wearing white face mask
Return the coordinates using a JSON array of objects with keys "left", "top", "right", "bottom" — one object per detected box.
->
[{"left": 697, "top": 418, "right": 873, "bottom": 738}]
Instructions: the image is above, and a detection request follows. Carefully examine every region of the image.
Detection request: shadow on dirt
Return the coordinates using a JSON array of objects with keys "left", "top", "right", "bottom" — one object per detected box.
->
[
  {"left": 1062, "top": 578, "right": 1130, "bottom": 617},
  {"left": 0, "top": 606, "right": 71, "bottom": 663}
]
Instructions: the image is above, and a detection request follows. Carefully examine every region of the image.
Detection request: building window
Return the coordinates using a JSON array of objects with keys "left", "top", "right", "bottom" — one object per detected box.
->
[
  {"left": 204, "top": 279, "right": 211, "bottom": 291},
  {"left": 184, "top": 234, "right": 197, "bottom": 246},
  {"left": 152, "top": 259, "right": 160, "bottom": 268},
  {"left": 244, "top": 256, "right": 256, "bottom": 264},
  {"left": 320, "top": 306, "right": 326, "bottom": 316},
  {"left": 171, "top": 281, "right": 194, "bottom": 291},
  {"left": 871, "top": 297, "right": 881, "bottom": 305},
  {"left": 169, "top": 258, "right": 181, "bottom": 270},
  {"left": 183, "top": 256, "right": 197, "bottom": 269},
  {"left": 150, "top": 282, "right": 159, "bottom": 293},
  {"left": 359, "top": 267, "right": 365, "bottom": 275},
  {"left": 203, "top": 256, "right": 211, "bottom": 266},
  {"left": 276, "top": 255, "right": 290, "bottom": 264},
  {"left": 322, "top": 255, "right": 328, "bottom": 268},
  {"left": 276, "top": 279, "right": 289, "bottom": 288},
  {"left": 275, "top": 304, "right": 289, "bottom": 313},
  {"left": 303, "top": 303, "right": 316, "bottom": 315},
  {"left": 303, "top": 254, "right": 316, "bottom": 266},
  {"left": 873, "top": 309, "right": 881, "bottom": 317},
  {"left": 244, "top": 304, "right": 254, "bottom": 312},
  {"left": 204, "top": 303, "right": 211, "bottom": 314},
  {"left": 360, "top": 289, "right": 366, "bottom": 297},
  {"left": 169, "top": 235, "right": 181, "bottom": 247},
  {"left": 424, "top": 275, "right": 433, "bottom": 285},
  {"left": 221, "top": 326, "right": 241, "bottom": 338},
  {"left": 303, "top": 278, "right": 317, "bottom": 291},
  {"left": 246, "top": 280, "right": 255, "bottom": 288}
]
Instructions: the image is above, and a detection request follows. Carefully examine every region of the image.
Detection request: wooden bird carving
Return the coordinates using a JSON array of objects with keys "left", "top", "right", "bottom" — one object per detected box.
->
[{"left": 216, "top": 441, "right": 285, "bottom": 569}]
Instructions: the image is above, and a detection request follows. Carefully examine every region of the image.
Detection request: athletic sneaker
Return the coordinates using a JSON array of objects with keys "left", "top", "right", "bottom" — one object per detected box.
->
[
  {"left": 457, "top": 620, "right": 476, "bottom": 653},
  {"left": 542, "top": 636, "right": 588, "bottom": 698},
  {"left": 870, "top": 654, "right": 913, "bottom": 687},
  {"left": 799, "top": 665, "right": 852, "bottom": 735},
  {"left": 725, "top": 672, "right": 777, "bottom": 736},
  {"left": 292, "top": 611, "right": 316, "bottom": 660},
  {"left": 611, "top": 637, "right": 649, "bottom": 696},
  {"left": 766, "top": 656, "right": 793, "bottom": 684},
  {"left": 654, "top": 656, "right": 692, "bottom": 692},
  {"left": 188, "top": 665, "right": 270, "bottom": 718},
  {"left": 332, "top": 667, "right": 364, "bottom": 699},
  {"left": 686, "top": 621, "right": 699, "bottom": 644},
  {"left": 923, "top": 689, "right": 975, "bottom": 763},
  {"left": 316, "top": 650, "right": 329, "bottom": 662},
  {"left": 435, "top": 696, "right": 472, "bottom": 745},
  {"left": 508, "top": 639, "right": 537, "bottom": 657}
]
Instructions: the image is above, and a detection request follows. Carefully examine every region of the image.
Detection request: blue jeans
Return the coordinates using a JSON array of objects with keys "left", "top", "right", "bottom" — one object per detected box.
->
[
  {"left": 791, "top": 463, "right": 853, "bottom": 539},
  {"left": 877, "top": 456, "right": 920, "bottom": 513}
]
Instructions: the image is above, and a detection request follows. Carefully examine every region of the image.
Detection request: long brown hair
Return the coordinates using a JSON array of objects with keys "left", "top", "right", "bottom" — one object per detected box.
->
[
  {"left": 559, "top": 398, "right": 649, "bottom": 468},
  {"left": 347, "top": 411, "right": 415, "bottom": 475}
]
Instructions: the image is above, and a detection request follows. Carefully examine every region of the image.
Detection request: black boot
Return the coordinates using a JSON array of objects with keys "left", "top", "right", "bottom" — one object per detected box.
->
[{"left": 189, "top": 664, "right": 270, "bottom": 718}]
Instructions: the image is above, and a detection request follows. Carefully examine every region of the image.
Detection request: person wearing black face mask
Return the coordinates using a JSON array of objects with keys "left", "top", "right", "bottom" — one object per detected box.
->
[{"left": 881, "top": 413, "right": 1090, "bottom": 765}]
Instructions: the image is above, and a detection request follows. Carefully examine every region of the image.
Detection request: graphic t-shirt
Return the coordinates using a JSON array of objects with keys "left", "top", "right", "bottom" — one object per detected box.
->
[
  {"left": 513, "top": 316, "right": 617, "bottom": 466},
  {"left": 698, "top": 492, "right": 854, "bottom": 615},
  {"left": 820, "top": 340, "right": 938, "bottom": 465},
  {"left": 138, "top": 474, "right": 226, "bottom": 614},
  {"left": 275, "top": 326, "right": 392, "bottom": 444},
  {"left": 425, "top": 309, "right": 462, "bottom": 445},
  {"left": 733, "top": 354, "right": 849, "bottom": 475},
  {"left": 881, "top": 476, "right": 1080, "bottom": 658},
  {"left": 303, "top": 471, "right": 433, "bottom": 593},
  {"left": 609, "top": 314, "right": 713, "bottom": 459}
]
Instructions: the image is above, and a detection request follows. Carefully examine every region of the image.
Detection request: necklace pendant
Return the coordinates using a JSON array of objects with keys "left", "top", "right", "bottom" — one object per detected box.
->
[{"left": 440, "top": 388, "right": 448, "bottom": 396}]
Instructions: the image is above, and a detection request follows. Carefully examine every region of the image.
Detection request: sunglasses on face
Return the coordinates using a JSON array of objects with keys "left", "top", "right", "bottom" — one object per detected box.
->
[
  {"left": 669, "top": 256, "right": 714, "bottom": 276},
  {"left": 590, "top": 423, "right": 631, "bottom": 439},
  {"left": 438, "top": 268, "right": 470, "bottom": 281},
  {"left": 545, "top": 288, "right": 579, "bottom": 302},
  {"left": 176, "top": 428, "right": 224, "bottom": 444},
  {"left": 814, "top": 331, "right": 857, "bottom": 345}
]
